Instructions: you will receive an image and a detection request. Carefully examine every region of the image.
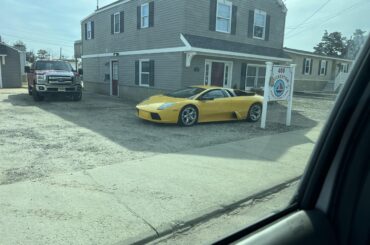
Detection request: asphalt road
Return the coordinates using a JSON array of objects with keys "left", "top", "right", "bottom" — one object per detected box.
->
[{"left": 0, "top": 88, "right": 334, "bottom": 244}]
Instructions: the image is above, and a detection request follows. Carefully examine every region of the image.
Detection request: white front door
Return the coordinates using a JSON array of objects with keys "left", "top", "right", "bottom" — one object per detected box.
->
[{"left": 204, "top": 60, "right": 233, "bottom": 88}]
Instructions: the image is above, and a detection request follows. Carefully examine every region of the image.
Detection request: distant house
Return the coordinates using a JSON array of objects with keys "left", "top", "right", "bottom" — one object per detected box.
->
[
  {"left": 284, "top": 48, "right": 353, "bottom": 92},
  {"left": 80, "top": 0, "right": 291, "bottom": 101},
  {"left": 0, "top": 42, "right": 26, "bottom": 88}
]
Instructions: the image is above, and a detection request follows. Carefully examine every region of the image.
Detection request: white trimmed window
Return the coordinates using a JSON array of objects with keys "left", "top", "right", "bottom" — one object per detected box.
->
[
  {"left": 216, "top": 1, "right": 232, "bottom": 33},
  {"left": 320, "top": 60, "right": 327, "bottom": 76},
  {"left": 246, "top": 65, "right": 266, "bottom": 89},
  {"left": 114, "top": 13, "right": 120, "bottom": 33},
  {"left": 139, "top": 60, "right": 150, "bottom": 86},
  {"left": 304, "top": 58, "right": 312, "bottom": 75},
  {"left": 341, "top": 63, "right": 349, "bottom": 73},
  {"left": 87, "top": 21, "right": 92, "bottom": 40},
  {"left": 141, "top": 3, "right": 149, "bottom": 28},
  {"left": 253, "top": 9, "right": 267, "bottom": 39}
]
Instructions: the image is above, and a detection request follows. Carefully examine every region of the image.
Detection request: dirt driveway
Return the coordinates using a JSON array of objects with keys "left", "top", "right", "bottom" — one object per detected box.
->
[{"left": 0, "top": 88, "right": 333, "bottom": 185}]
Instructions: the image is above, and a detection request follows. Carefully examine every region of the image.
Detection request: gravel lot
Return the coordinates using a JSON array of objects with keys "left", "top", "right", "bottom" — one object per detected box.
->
[{"left": 0, "top": 88, "right": 334, "bottom": 185}]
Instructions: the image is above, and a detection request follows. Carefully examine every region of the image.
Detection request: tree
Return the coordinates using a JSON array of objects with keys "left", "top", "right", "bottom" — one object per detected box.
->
[
  {"left": 26, "top": 51, "right": 35, "bottom": 63},
  {"left": 37, "top": 49, "right": 49, "bottom": 60},
  {"left": 314, "top": 30, "right": 347, "bottom": 57},
  {"left": 13, "top": 40, "right": 27, "bottom": 52},
  {"left": 344, "top": 29, "right": 367, "bottom": 59}
]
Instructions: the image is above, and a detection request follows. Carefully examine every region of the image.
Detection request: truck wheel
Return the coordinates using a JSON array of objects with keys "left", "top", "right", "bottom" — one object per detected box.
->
[
  {"left": 28, "top": 86, "right": 33, "bottom": 95},
  {"left": 73, "top": 92, "right": 82, "bottom": 101},
  {"left": 32, "top": 90, "right": 44, "bottom": 101}
]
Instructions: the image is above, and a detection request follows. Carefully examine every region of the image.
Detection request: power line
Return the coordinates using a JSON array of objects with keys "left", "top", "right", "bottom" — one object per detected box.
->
[
  {"left": 0, "top": 33, "right": 74, "bottom": 49},
  {"left": 0, "top": 29, "right": 77, "bottom": 45},
  {"left": 286, "top": 0, "right": 331, "bottom": 35},
  {"left": 285, "top": 1, "right": 366, "bottom": 39}
]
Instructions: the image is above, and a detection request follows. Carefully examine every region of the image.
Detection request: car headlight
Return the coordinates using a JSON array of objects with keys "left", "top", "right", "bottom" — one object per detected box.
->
[
  {"left": 158, "top": 102, "right": 175, "bottom": 110},
  {"left": 37, "top": 75, "right": 46, "bottom": 81}
]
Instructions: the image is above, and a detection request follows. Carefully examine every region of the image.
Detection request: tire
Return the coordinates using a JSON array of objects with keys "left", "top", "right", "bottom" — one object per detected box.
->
[
  {"left": 73, "top": 92, "right": 82, "bottom": 101},
  {"left": 247, "top": 103, "right": 262, "bottom": 122},
  {"left": 178, "top": 105, "right": 198, "bottom": 126},
  {"left": 28, "top": 85, "right": 33, "bottom": 96},
  {"left": 32, "top": 90, "right": 44, "bottom": 101}
]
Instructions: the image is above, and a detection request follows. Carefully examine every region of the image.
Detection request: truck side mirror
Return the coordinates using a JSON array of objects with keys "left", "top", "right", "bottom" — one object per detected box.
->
[
  {"left": 78, "top": 69, "right": 83, "bottom": 75},
  {"left": 24, "top": 66, "right": 30, "bottom": 73}
]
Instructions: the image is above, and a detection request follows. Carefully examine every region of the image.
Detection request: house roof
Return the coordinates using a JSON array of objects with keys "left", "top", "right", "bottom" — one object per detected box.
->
[
  {"left": 183, "top": 34, "right": 291, "bottom": 61},
  {"left": 0, "top": 42, "right": 22, "bottom": 54},
  {"left": 284, "top": 48, "right": 353, "bottom": 62}
]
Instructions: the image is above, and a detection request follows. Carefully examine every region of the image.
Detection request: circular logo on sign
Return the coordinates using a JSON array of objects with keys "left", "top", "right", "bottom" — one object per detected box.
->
[{"left": 273, "top": 79, "right": 286, "bottom": 98}]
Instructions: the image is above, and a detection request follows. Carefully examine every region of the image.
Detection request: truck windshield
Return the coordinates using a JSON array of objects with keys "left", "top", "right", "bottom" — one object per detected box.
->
[{"left": 35, "top": 61, "right": 72, "bottom": 71}]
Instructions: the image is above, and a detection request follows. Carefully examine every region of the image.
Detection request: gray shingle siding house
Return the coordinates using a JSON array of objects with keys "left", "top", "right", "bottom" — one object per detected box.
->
[
  {"left": 81, "top": 0, "right": 290, "bottom": 101},
  {"left": 0, "top": 42, "right": 24, "bottom": 88},
  {"left": 284, "top": 48, "right": 353, "bottom": 92}
]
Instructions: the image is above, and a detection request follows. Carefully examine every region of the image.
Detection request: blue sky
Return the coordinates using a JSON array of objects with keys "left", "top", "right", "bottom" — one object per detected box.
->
[{"left": 0, "top": 0, "right": 368, "bottom": 58}]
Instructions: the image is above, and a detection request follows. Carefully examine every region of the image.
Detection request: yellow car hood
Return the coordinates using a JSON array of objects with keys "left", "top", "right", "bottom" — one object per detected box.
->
[{"left": 137, "top": 95, "right": 187, "bottom": 110}]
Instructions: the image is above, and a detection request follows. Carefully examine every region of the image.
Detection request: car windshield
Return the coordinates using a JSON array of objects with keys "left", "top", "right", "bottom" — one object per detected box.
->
[
  {"left": 165, "top": 87, "right": 206, "bottom": 98},
  {"left": 35, "top": 61, "right": 72, "bottom": 71}
]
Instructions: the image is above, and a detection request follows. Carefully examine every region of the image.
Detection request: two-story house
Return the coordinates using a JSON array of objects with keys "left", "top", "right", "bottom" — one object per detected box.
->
[
  {"left": 81, "top": 0, "right": 291, "bottom": 101},
  {"left": 284, "top": 48, "right": 353, "bottom": 92}
]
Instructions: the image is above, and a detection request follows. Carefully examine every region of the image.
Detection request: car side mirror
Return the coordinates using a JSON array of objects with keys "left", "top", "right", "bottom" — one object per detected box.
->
[
  {"left": 78, "top": 68, "right": 83, "bottom": 75},
  {"left": 24, "top": 66, "right": 30, "bottom": 73}
]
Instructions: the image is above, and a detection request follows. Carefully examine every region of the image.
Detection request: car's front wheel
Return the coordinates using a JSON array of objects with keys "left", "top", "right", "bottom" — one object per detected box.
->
[
  {"left": 247, "top": 103, "right": 262, "bottom": 122},
  {"left": 72, "top": 92, "right": 82, "bottom": 101},
  {"left": 32, "top": 90, "right": 44, "bottom": 101},
  {"left": 179, "top": 105, "right": 198, "bottom": 126}
]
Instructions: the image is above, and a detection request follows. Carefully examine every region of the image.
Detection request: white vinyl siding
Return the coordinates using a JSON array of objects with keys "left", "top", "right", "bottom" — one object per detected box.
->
[
  {"left": 216, "top": 1, "right": 232, "bottom": 33},
  {"left": 253, "top": 9, "right": 266, "bottom": 39},
  {"left": 141, "top": 3, "right": 149, "bottom": 28}
]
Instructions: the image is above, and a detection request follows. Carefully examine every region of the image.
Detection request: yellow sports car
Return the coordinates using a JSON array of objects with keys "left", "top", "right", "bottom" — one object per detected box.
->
[{"left": 136, "top": 86, "right": 263, "bottom": 126}]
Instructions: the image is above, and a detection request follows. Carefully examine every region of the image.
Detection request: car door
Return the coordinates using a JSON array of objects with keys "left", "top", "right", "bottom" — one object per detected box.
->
[
  {"left": 197, "top": 89, "right": 232, "bottom": 122},
  {"left": 214, "top": 37, "right": 370, "bottom": 245}
]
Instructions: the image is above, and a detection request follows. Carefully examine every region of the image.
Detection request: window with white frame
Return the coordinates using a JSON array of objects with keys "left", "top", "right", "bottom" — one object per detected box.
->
[
  {"left": 253, "top": 9, "right": 266, "bottom": 39},
  {"left": 216, "top": 1, "right": 232, "bottom": 33},
  {"left": 140, "top": 60, "right": 150, "bottom": 86},
  {"left": 341, "top": 63, "right": 349, "bottom": 73},
  {"left": 114, "top": 13, "right": 120, "bottom": 33},
  {"left": 246, "top": 65, "right": 266, "bottom": 89},
  {"left": 87, "top": 21, "right": 92, "bottom": 40},
  {"left": 320, "top": 60, "right": 327, "bottom": 75},
  {"left": 141, "top": 3, "right": 149, "bottom": 28},
  {"left": 304, "top": 58, "right": 312, "bottom": 75}
]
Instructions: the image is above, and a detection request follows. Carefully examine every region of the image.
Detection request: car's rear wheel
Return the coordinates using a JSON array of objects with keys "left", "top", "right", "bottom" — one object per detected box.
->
[
  {"left": 179, "top": 105, "right": 198, "bottom": 126},
  {"left": 247, "top": 103, "right": 262, "bottom": 122}
]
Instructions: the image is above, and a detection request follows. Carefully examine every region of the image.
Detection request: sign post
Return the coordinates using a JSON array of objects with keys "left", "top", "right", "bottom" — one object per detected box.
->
[
  {"left": 261, "top": 62, "right": 273, "bottom": 129},
  {"left": 261, "top": 62, "right": 296, "bottom": 129}
]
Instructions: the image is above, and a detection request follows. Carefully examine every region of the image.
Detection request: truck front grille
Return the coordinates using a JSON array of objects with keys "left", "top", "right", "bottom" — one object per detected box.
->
[{"left": 48, "top": 76, "right": 73, "bottom": 84}]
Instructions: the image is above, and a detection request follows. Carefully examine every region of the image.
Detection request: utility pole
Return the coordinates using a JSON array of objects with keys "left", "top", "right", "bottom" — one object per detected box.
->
[
  {"left": 59, "top": 47, "right": 62, "bottom": 60},
  {"left": 96, "top": 0, "right": 99, "bottom": 10}
]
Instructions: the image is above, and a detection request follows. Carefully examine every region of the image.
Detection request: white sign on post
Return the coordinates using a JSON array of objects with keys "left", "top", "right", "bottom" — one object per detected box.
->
[{"left": 261, "top": 62, "right": 296, "bottom": 129}]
